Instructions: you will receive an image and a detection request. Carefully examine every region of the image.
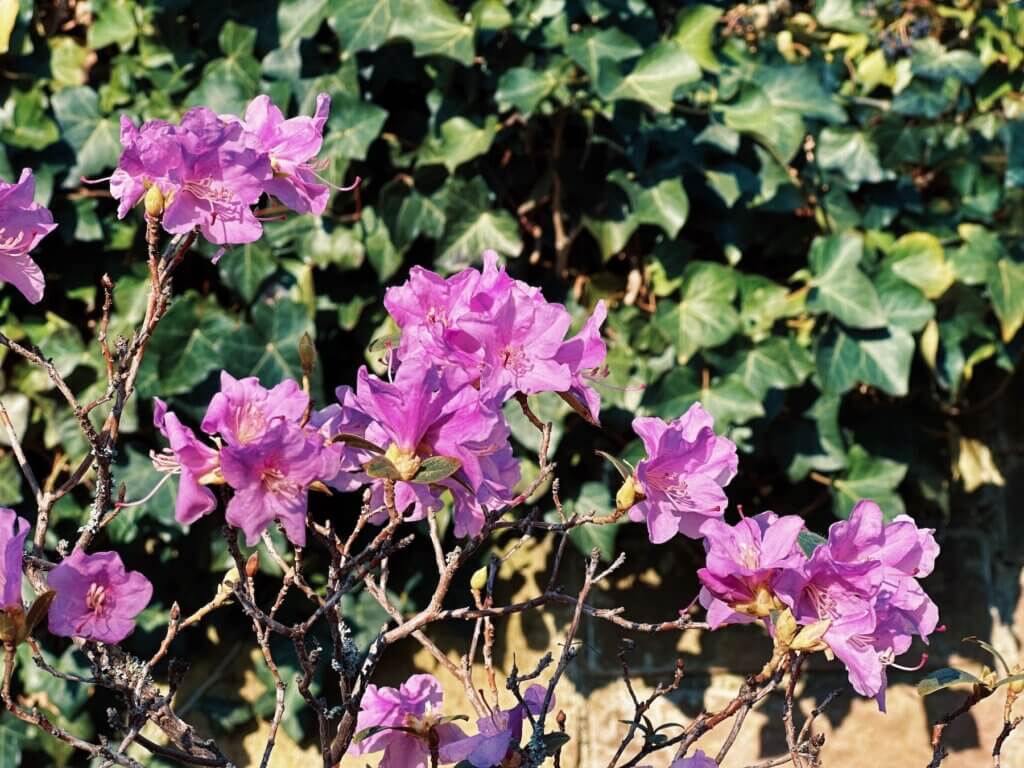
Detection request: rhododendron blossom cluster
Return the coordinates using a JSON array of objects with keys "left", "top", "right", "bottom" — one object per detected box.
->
[{"left": 108, "top": 92, "right": 342, "bottom": 247}]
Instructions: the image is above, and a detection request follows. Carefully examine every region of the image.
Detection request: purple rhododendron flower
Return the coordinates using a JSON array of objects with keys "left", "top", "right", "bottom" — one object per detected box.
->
[
  {"left": 0, "top": 509, "right": 28, "bottom": 611},
  {"left": 241, "top": 93, "right": 331, "bottom": 214},
  {"left": 153, "top": 399, "right": 219, "bottom": 525},
  {"left": 111, "top": 108, "right": 271, "bottom": 245},
  {"left": 627, "top": 404, "right": 738, "bottom": 543},
  {"left": 444, "top": 685, "right": 549, "bottom": 767},
  {"left": 0, "top": 169, "right": 57, "bottom": 304},
  {"left": 698, "top": 512, "right": 806, "bottom": 629},
  {"left": 775, "top": 500, "right": 939, "bottom": 710},
  {"left": 47, "top": 549, "right": 152, "bottom": 644},
  {"left": 383, "top": 252, "right": 609, "bottom": 417},
  {"left": 220, "top": 420, "right": 327, "bottom": 547},
  {"left": 352, "top": 673, "right": 465, "bottom": 768},
  {"left": 334, "top": 363, "right": 519, "bottom": 536}
]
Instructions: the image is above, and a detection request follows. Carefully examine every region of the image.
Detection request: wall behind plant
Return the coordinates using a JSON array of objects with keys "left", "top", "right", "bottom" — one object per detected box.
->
[{"left": 1, "top": 0, "right": 1023, "bottom": 762}]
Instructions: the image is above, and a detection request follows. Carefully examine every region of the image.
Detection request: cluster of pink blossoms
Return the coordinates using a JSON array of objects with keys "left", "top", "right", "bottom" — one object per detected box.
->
[
  {"left": 110, "top": 92, "right": 338, "bottom": 246},
  {"left": 351, "top": 673, "right": 549, "bottom": 768},
  {"left": 697, "top": 501, "right": 939, "bottom": 709}
]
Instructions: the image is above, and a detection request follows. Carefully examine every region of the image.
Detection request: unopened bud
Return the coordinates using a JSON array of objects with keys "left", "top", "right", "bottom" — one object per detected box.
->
[
  {"left": 616, "top": 476, "right": 638, "bottom": 511},
  {"left": 980, "top": 665, "right": 999, "bottom": 688},
  {"left": 470, "top": 566, "right": 488, "bottom": 592},
  {"left": 144, "top": 185, "right": 165, "bottom": 218},
  {"left": 299, "top": 332, "right": 317, "bottom": 377},
  {"left": 1010, "top": 665, "right": 1024, "bottom": 694},
  {"left": 245, "top": 552, "right": 259, "bottom": 579}
]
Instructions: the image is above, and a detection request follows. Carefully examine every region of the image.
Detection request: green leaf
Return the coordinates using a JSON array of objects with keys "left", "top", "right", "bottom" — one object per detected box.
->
[
  {"left": 565, "top": 28, "right": 642, "bottom": 80},
  {"left": 391, "top": 0, "right": 474, "bottom": 65},
  {"left": 88, "top": 0, "right": 138, "bottom": 50},
  {"left": 410, "top": 456, "right": 462, "bottom": 484},
  {"left": 138, "top": 294, "right": 238, "bottom": 397},
  {"left": 658, "top": 261, "right": 739, "bottom": 363},
  {"left": 0, "top": 454, "right": 23, "bottom": 506},
  {"left": 671, "top": 4, "right": 722, "bottom": 72},
  {"left": 751, "top": 66, "right": 846, "bottom": 123},
  {"left": 364, "top": 456, "right": 402, "bottom": 480},
  {"left": 331, "top": 0, "right": 398, "bottom": 53},
  {"left": 277, "top": 0, "right": 335, "bottom": 48},
  {"left": 888, "top": 233, "right": 954, "bottom": 299},
  {"left": 609, "top": 41, "right": 701, "bottom": 113},
  {"left": 832, "top": 445, "right": 908, "bottom": 519},
  {"left": 50, "top": 86, "right": 121, "bottom": 181},
  {"left": 419, "top": 116, "right": 498, "bottom": 172},
  {"left": 816, "top": 324, "right": 914, "bottom": 397},
  {"left": 221, "top": 240, "right": 277, "bottom": 302},
  {"left": 360, "top": 207, "right": 402, "bottom": 281},
  {"left": 917, "top": 667, "right": 984, "bottom": 696},
  {"left": 722, "top": 337, "right": 812, "bottom": 398},
  {"left": 609, "top": 173, "right": 689, "bottom": 237},
  {"left": 876, "top": 272, "right": 934, "bottom": 333},
  {"left": 987, "top": 258, "right": 1024, "bottom": 342},
  {"left": 1, "top": 88, "right": 59, "bottom": 150},
  {"left": 817, "top": 127, "right": 891, "bottom": 186},
  {"left": 807, "top": 234, "right": 886, "bottom": 329},
  {"left": 437, "top": 180, "right": 522, "bottom": 272},
  {"left": 718, "top": 84, "right": 805, "bottom": 162},
  {"left": 333, "top": 433, "right": 383, "bottom": 453},
  {"left": 323, "top": 96, "right": 387, "bottom": 161},
  {"left": 911, "top": 39, "right": 984, "bottom": 84},
  {"left": 496, "top": 67, "right": 558, "bottom": 115},
  {"left": 222, "top": 298, "right": 315, "bottom": 386}
]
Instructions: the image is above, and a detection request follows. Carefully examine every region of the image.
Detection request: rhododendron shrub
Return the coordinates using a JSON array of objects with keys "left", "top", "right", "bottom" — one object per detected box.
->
[{"left": 0, "top": 92, "right": 1001, "bottom": 768}]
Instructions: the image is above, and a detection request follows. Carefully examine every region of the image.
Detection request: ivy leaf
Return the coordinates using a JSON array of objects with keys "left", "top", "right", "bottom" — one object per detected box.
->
[
  {"left": 888, "top": 232, "right": 954, "bottom": 299},
  {"left": 987, "top": 258, "right": 1024, "bottom": 342},
  {"left": 609, "top": 41, "right": 701, "bottom": 113},
  {"left": 186, "top": 22, "right": 260, "bottom": 114},
  {"left": 496, "top": 68, "right": 558, "bottom": 115},
  {"left": 0, "top": 714, "right": 24, "bottom": 768},
  {"left": 323, "top": 95, "right": 388, "bottom": 161},
  {"left": 721, "top": 337, "right": 812, "bottom": 398},
  {"left": 556, "top": 482, "right": 622, "bottom": 560},
  {"left": 51, "top": 87, "right": 121, "bottom": 181},
  {"left": 807, "top": 233, "right": 886, "bottom": 329},
  {"left": 717, "top": 84, "right": 805, "bottom": 162},
  {"left": 277, "top": 0, "right": 334, "bottom": 48},
  {"left": 831, "top": 445, "right": 908, "bottom": 519},
  {"left": 391, "top": 0, "right": 474, "bottom": 65},
  {"left": 671, "top": 4, "right": 722, "bottom": 72},
  {"left": 220, "top": 240, "right": 276, "bottom": 302},
  {"left": 331, "top": 0, "right": 398, "bottom": 53},
  {"left": 817, "top": 127, "right": 891, "bottom": 186},
  {"left": 88, "top": 0, "right": 138, "bottom": 51},
  {"left": 1, "top": 88, "right": 59, "bottom": 151},
  {"left": 911, "top": 39, "right": 984, "bottom": 84},
  {"left": 816, "top": 324, "right": 914, "bottom": 397},
  {"left": 876, "top": 272, "right": 934, "bottom": 333},
  {"left": 222, "top": 298, "right": 315, "bottom": 386},
  {"left": 436, "top": 180, "right": 521, "bottom": 272},
  {"left": 565, "top": 28, "right": 642, "bottom": 80},
  {"left": 657, "top": 261, "right": 739, "bottom": 363},
  {"left": 419, "top": 116, "right": 498, "bottom": 172}
]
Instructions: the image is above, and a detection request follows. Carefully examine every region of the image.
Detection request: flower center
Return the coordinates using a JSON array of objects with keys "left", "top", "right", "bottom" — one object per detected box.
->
[
  {"left": 0, "top": 227, "right": 26, "bottom": 253},
  {"left": 261, "top": 468, "right": 297, "bottom": 495},
  {"left": 644, "top": 469, "right": 690, "bottom": 507},
  {"left": 183, "top": 178, "right": 236, "bottom": 205},
  {"left": 86, "top": 583, "right": 108, "bottom": 615},
  {"left": 236, "top": 403, "right": 268, "bottom": 444},
  {"left": 403, "top": 711, "right": 441, "bottom": 738},
  {"left": 385, "top": 443, "right": 422, "bottom": 481},
  {"left": 500, "top": 345, "right": 531, "bottom": 377}
]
